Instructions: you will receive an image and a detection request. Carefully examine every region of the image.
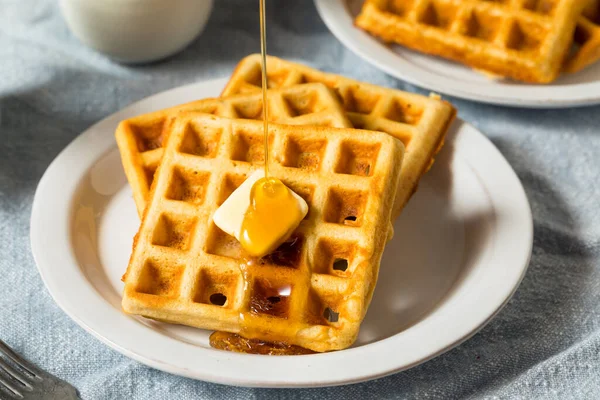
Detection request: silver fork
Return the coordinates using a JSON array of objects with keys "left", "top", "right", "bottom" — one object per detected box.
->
[{"left": 0, "top": 340, "right": 80, "bottom": 400}]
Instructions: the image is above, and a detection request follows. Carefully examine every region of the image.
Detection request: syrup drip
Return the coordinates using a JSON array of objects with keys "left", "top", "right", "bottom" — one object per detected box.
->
[
  {"left": 239, "top": 0, "right": 305, "bottom": 259},
  {"left": 210, "top": 238, "right": 314, "bottom": 355},
  {"left": 210, "top": 0, "right": 312, "bottom": 355},
  {"left": 259, "top": 0, "right": 269, "bottom": 179}
]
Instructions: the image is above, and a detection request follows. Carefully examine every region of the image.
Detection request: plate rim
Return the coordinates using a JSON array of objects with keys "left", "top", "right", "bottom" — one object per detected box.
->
[
  {"left": 313, "top": 0, "right": 600, "bottom": 108},
  {"left": 30, "top": 77, "right": 533, "bottom": 388}
]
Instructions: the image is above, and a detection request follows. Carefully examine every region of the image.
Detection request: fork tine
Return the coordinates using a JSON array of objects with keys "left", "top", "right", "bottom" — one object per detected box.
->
[
  {"left": 0, "top": 341, "right": 41, "bottom": 379},
  {"left": 0, "top": 374, "right": 23, "bottom": 399},
  {"left": 0, "top": 357, "right": 32, "bottom": 389}
]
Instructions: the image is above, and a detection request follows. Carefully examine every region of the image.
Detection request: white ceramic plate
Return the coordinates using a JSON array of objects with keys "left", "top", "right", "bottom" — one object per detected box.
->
[
  {"left": 30, "top": 77, "right": 533, "bottom": 388},
  {"left": 314, "top": 0, "right": 600, "bottom": 108}
]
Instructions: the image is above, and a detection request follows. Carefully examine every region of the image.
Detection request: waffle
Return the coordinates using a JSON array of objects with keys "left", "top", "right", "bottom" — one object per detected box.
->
[
  {"left": 115, "top": 83, "right": 353, "bottom": 216},
  {"left": 121, "top": 113, "right": 405, "bottom": 352},
  {"left": 565, "top": 1, "right": 600, "bottom": 73},
  {"left": 355, "top": 0, "right": 588, "bottom": 83},
  {"left": 222, "top": 54, "right": 456, "bottom": 219}
]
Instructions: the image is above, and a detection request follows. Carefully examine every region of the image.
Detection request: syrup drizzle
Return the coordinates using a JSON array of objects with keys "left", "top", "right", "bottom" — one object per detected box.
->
[
  {"left": 209, "top": 0, "right": 314, "bottom": 355},
  {"left": 260, "top": 0, "right": 269, "bottom": 178}
]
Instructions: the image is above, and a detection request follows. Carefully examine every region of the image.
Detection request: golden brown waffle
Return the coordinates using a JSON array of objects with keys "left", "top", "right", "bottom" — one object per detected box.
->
[
  {"left": 222, "top": 54, "right": 456, "bottom": 219},
  {"left": 121, "top": 113, "right": 405, "bottom": 352},
  {"left": 115, "top": 83, "right": 353, "bottom": 216},
  {"left": 355, "top": 0, "right": 588, "bottom": 83},
  {"left": 565, "top": 1, "right": 600, "bottom": 73}
]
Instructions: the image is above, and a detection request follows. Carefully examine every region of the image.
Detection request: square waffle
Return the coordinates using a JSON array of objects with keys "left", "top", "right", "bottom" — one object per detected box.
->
[
  {"left": 565, "top": 0, "right": 600, "bottom": 72},
  {"left": 222, "top": 54, "right": 456, "bottom": 220},
  {"left": 115, "top": 83, "right": 353, "bottom": 216},
  {"left": 355, "top": 0, "right": 588, "bottom": 83},
  {"left": 121, "top": 113, "right": 405, "bottom": 352}
]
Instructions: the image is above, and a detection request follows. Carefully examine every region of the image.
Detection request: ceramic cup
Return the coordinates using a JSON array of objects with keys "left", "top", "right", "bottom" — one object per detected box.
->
[{"left": 59, "top": 0, "right": 214, "bottom": 63}]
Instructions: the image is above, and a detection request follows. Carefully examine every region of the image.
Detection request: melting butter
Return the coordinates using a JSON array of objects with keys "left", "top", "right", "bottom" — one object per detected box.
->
[
  {"left": 240, "top": 177, "right": 306, "bottom": 257},
  {"left": 212, "top": 171, "right": 308, "bottom": 258}
]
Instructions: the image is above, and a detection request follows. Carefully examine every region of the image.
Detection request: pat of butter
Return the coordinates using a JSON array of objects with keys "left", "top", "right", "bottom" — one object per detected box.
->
[{"left": 212, "top": 170, "right": 308, "bottom": 244}]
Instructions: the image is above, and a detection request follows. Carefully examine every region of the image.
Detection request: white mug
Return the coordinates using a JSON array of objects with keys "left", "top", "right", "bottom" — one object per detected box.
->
[{"left": 59, "top": 0, "right": 214, "bottom": 63}]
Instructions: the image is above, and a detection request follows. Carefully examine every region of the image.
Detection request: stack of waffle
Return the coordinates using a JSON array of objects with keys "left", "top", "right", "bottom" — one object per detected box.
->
[
  {"left": 116, "top": 55, "right": 456, "bottom": 353},
  {"left": 355, "top": 0, "right": 600, "bottom": 83}
]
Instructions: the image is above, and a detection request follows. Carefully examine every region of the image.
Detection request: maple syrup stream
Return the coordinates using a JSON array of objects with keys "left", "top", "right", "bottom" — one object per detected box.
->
[
  {"left": 260, "top": 0, "right": 269, "bottom": 179},
  {"left": 209, "top": 0, "right": 314, "bottom": 355}
]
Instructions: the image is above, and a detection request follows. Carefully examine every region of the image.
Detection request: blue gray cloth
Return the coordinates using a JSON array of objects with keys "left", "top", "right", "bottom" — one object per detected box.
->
[{"left": 1, "top": 0, "right": 599, "bottom": 399}]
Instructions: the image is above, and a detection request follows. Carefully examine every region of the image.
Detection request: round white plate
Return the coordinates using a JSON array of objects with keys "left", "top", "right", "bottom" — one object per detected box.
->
[
  {"left": 31, "top": 77, "right": 533, "bottom": 388},
  {"left": 314, "top": 0, "right": 600, "bottom": 108}
]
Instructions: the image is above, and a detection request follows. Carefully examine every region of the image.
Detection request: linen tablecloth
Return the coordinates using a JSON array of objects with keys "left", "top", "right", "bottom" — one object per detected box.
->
[{"left": 1, "top": 0, "right": 599, "bottom": 398}]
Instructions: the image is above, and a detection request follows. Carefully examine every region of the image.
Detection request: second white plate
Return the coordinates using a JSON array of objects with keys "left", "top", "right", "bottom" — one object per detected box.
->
[{"left": 314, "top": 0, "right": 600, "bottom": 108}]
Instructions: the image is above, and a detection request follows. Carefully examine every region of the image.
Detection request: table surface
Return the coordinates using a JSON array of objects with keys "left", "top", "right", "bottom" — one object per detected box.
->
[{"left": 1, "top": 0, "right": 599, "bottom": 399}]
